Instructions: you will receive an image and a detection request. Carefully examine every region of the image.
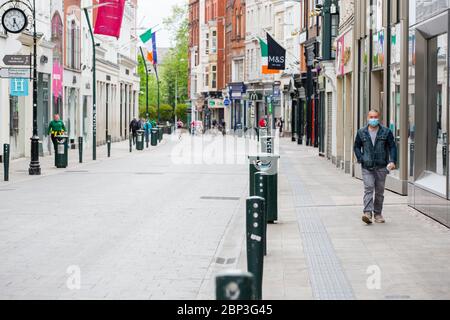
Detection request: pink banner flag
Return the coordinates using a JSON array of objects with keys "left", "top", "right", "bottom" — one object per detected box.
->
[{"left": 94, "top": 0, "right": 126, "bottom": 39}]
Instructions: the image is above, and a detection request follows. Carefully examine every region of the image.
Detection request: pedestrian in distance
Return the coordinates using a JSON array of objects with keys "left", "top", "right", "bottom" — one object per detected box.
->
[
  {"left": 48, "top": 114, "right": 66, "bottom": 153},
  {"left": 280, "top": 117, "right": 284, "bottom": 137},
  {"left": 143, "top": 119, "right": 152, "bottom": 143},
  {"left": 130, "top": 118, "right": 139, "bottom": 145},
  {"left": 354, "top": 109, "right": 397, "bottom": 225},
  {"left": 259, "top": 117, "right": 267, "bottom": 128}
]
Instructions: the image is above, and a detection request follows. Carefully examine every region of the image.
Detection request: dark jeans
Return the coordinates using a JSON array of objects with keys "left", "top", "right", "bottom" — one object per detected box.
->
[
  {"left": 362, "top": 167, "right": 389, "bottom": 215},
  {"left": 51, "top": 136, "right": 58, "bottom": 153}
]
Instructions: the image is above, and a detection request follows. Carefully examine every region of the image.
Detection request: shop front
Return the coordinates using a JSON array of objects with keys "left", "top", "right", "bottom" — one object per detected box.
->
[
  {"left": 335, "top": 28, "right": 354, "bottom": 174},
  {"left": 408, "top": 6, "right": 450, "bottom": 227}
]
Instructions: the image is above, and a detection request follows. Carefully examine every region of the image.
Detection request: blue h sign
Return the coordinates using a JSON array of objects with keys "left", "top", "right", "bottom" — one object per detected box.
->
[{"left": 10, "top": 78, "right": 29, "bottom": 96}]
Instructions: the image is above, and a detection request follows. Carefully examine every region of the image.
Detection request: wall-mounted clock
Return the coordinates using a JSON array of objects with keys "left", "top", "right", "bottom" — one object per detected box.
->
[{"left": 2, "top": 8, "right": 28, "bottom": 34}]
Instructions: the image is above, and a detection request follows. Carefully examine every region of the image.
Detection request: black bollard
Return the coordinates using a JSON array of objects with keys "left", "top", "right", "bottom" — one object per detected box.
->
[
  {"left": 78, "top": 137, "right": 83, "bottom": 163},
  {"left": 246, "top": 196, "right": 265, "bottom": 300},
  {"left": 107, "top": 135, "right": 111, "bottom": 158},
  {"left": 255, "top": 172, "right": 269, "bottom": 256},
  {"left": 129, "top": 134, "right": 132, "bottom": 153},
  {"left": 3, "top": 144, "right": 10, "bottom": 182}
]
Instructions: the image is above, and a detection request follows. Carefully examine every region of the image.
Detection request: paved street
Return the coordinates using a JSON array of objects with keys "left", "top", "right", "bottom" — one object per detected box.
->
[{"left": 1, "top": 133, "right": 450, "bottom": 300}]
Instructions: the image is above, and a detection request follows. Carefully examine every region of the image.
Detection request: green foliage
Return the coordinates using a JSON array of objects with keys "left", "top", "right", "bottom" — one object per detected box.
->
[
  {"left": 160, "top": 104, "right": 175, "bottom": 122},
  {"left": 137, "top": 4, "right": 189, "bottom": 120},
  {"left": 176, "top": 103, "right": 188, "bottom": 123}
]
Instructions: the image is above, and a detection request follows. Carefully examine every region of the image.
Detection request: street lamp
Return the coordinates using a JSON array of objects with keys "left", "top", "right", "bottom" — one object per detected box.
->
[
  {"left": 1, "top": 0, "right": 42, "bottom": 175},
  {"left": 29, "top": 0, "right": 39, "bottom": 175},
  {"left": 82, "top": 1, "right": 113, "bottom": 161},
  {"left": 175, "top": 58, "right": 187, "bottom": 132},
  {"left": 139, "top": 46, "right": 150, "bottom": 120}
]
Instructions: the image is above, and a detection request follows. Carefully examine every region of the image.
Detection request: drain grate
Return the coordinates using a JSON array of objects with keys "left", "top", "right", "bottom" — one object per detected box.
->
[
  {"left": 201, "top": 196, "right": 241, "bottom": 201},
  {"left": 215, "top": 257, "right": 237, "bottom": 265},
  {"left": 135, "top": 172, "right": 164, "bottom": 175}
]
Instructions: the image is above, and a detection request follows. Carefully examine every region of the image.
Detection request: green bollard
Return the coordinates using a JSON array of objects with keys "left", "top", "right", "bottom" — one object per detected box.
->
[
  {"left": 151, "top": 128, "right": 158, "bottom": 146},
  {"left": 267, "top": 174, "right": 278, "bottom": 223},
  {"left": 249, "top": 160, "right": 258, "bottom": 197},
  {"left": 249, "top": 154, "right": 280, "bottom": 224},
  {"left": 3, "top": 144, "right": 10, "bottom": 182},
  {"left": 107, "top": 135, "right": 111, "bottom": 157},
  {"left": 255, "top": 172, "right": 269, "bottom": 256},
  {"left": 216, "top": 270, "right": 255, "bottom": 300},
  {"left": 246, "top": 196, "right": 265, "bottom": 300},
  {"left": 78, "top": 137, "right": 83, "bottom": 163}
]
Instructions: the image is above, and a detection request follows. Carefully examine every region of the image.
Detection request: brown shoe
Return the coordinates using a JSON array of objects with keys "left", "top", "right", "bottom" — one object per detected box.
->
[
  {"left": 362, "top": 212, "right": 373, "bottom": 225},
  {"left": 374, "top": 214, "right": 385, "bottom": 223}
]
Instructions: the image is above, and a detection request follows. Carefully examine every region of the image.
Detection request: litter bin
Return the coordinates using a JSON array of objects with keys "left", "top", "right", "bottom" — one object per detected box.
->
[
  {"left": 55, "top": 135, "right": 69, "bottom": 168},
  {"left": 248, "top": 153, "right": 280, "bottom": 223},
  {"left": 136, "top": 129, "right": 145, "bottom": 150},
  {"left": 261, "top": 135, "right": 275, "bottom": 154},
  {"left": 158, "top": 126, "right": 163, "bottom": 142},
  {"left": 151, "top": 128, "right": 158, "bottom": 146},
  {"left": 236, "top": 123, "right": 243, "bottom": 138}
]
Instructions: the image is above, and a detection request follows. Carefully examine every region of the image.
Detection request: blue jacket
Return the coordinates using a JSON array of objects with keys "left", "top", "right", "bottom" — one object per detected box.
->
[
  {"left": 354, "top": 125, "right": 397, "bottom": 170},
  {"left": 143, "top": 122, "right": 152, "bottom": 133}
]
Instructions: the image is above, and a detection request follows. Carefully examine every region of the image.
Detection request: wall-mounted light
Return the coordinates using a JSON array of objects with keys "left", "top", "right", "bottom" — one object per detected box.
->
[{"left": 40, "top": 55, "right": 48, "bottom": 64}]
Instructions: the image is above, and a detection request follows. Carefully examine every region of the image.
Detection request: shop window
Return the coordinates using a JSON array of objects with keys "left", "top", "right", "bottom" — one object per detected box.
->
[
  {"left": 211, "top": 30, "right": 217, "bottom": 53},
  {"left": 359, "top": 38, "right": 369, "bottom": 129},
  {"left": 211, "top": 65, "right": 217, "bottom": 89},
  {"left": 9, "top": 96, "right": 19, "bottom": 137},
  {"left": 408, "top": 29, "right": 416, "bottom": 179},
  {"left": 388, "top": 23, "right": 402, "bottom": 178}
]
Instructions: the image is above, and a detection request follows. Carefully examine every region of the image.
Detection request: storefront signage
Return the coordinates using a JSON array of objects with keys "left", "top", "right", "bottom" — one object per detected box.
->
[
  {"left": 208, "top": 99, "right": 225, "bottom": 109},
  {"left": 306, "top": 44, "right": 316, "bottom": 67},
  {"left": 298, "top": 31, "right": 307, "bottom": 44},
  {"left": 336, "top": 29, "right": 354, "bottom": 76},
  {"left": 3, "top": 55, "right": 31, "bottom": 66},
  {"left": 336, "top": 36, "right": 345, "bottom": 76},
  {"left": 0, "top": 67, "right": 31, "bottom": 79},
  {"left": 9, "top": 78, "right": 29, "bottom": 96},
  {"left": 373, "top": 30, "right": 385, "bottom": 69}
]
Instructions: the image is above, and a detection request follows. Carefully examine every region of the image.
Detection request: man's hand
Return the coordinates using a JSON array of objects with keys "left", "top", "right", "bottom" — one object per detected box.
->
[{"left": 388, "top": 162, "right": 396, "bottom": 170}]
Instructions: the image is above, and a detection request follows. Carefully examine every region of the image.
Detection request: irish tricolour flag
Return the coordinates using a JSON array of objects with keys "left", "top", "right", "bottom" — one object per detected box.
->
[
  {"left": 140, "top": 28, "right": 158, "bottom": 65},
  {"left": 259, "top": 37, "right": 279, "bottom": 75}
]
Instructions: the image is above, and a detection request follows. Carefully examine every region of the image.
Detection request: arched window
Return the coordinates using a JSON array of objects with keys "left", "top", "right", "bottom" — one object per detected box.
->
[{"left": 66, "top": 15, "right": 81, "bottom": 70}]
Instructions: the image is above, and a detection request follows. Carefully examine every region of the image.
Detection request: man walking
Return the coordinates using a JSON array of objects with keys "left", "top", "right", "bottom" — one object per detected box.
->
[
  {"left": 130, "top": 118, "right": 139, "bottom": 145},
  {"left": 354, "top": 110, "right": 397, "bottom": 224},
  {"left": 48, "top": 114, "right": 66, "bottom": 153}
]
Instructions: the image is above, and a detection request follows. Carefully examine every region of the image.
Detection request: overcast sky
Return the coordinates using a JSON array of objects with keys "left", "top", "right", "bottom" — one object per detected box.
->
[{"left": 137, "top": 0, "right": 187, "bottom": 48}]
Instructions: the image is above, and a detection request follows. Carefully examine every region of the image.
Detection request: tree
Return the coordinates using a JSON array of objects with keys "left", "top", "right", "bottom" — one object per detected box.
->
[
  {"left": 137, "top": 4, "right": 188, "bottom": 123},
  {"left": 162, "top": 4, "right": 189, "bottom": 110}
]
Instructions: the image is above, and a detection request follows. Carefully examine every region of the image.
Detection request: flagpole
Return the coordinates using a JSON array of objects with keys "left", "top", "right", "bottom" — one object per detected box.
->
[
  {"left": 84, "top": 8, "right": 97, "bottom": 161},
  {"left": 139, "top": 47, "right": 150, "bottom": 120}
]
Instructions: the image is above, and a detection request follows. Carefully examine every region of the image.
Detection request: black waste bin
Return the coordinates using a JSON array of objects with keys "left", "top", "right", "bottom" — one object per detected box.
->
[
  {"left": 151, "top": 128, "right": 158, "bottom": 146},
  {"left": 158, "top": 126, "right": 163, "bottom": 142},
  {"left": 136, "top": 129, "right": 145, "bottom": 150},
  {"left": 55, "top": 135, "right": 69, "bottom": 168}
]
